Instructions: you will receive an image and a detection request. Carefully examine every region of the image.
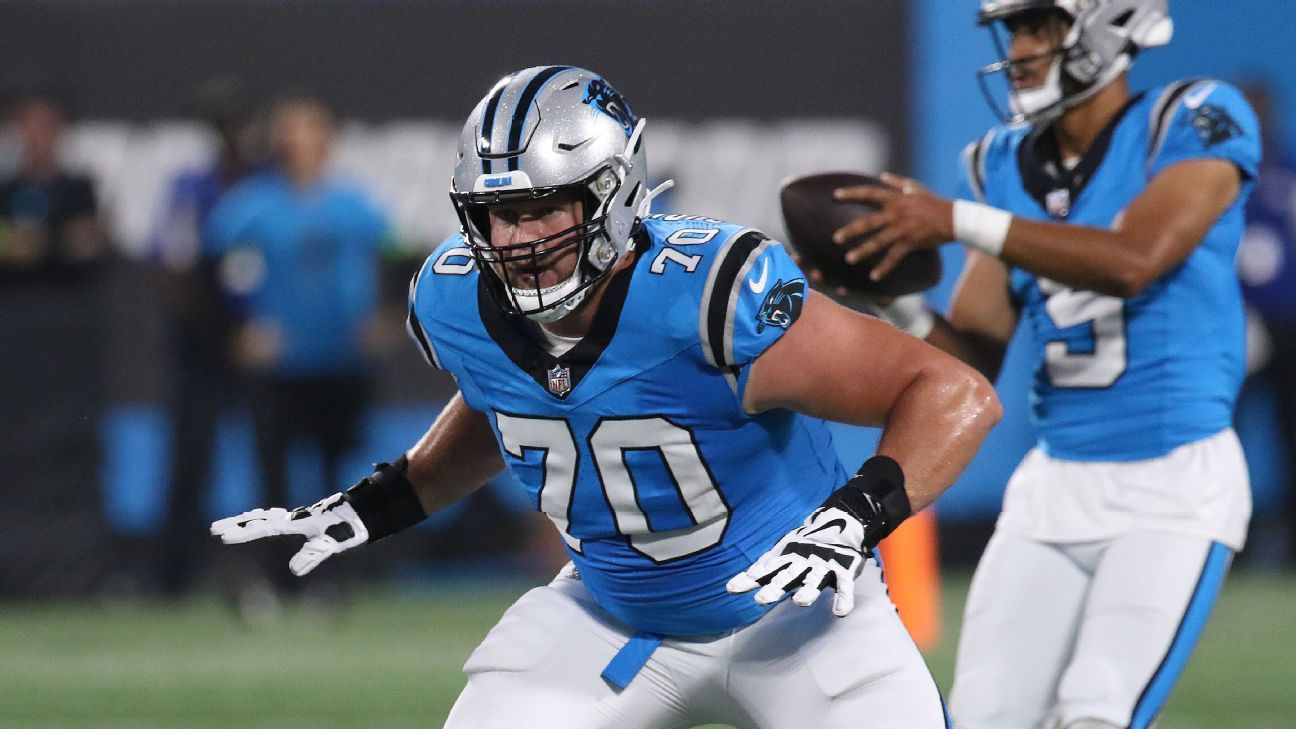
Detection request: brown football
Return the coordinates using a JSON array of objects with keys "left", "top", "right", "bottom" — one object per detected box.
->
[{"left": 779, "top": 172, "right": 941, "bottom": 296}]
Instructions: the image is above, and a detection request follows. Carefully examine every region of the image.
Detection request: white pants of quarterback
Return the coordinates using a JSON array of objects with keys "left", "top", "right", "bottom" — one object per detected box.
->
[
  {"left": 444, "top": 560, "right": 950, "bottom": 729},
  {"left": 949, "top": 428, "right": 1251, "bottom": 729}
]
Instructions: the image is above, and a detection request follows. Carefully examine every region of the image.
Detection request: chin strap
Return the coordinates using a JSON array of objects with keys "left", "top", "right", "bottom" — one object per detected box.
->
[{"left": 525, "top": 287, "right": 588, "bottom": 323}]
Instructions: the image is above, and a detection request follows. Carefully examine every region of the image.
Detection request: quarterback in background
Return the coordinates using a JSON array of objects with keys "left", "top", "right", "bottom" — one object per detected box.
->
[
  {"left": 212, "top": 66, "right": 1000, "bottom": 727},
  {"left": 830, "top": 1, "right": 1260, "bottom": 728}
]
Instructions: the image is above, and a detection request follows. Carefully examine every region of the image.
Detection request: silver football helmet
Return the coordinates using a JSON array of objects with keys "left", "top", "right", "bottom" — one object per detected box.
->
[
  {"left": 450, "top": 65, "right": 668, "bottom": 322},
  {"left": 976, "top": 0, "right": 1174, "bottom": 124}
]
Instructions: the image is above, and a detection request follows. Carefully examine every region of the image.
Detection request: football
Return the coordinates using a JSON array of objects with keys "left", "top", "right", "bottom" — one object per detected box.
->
[{"left": 779, "top": 172, "right": 942, "bottom": 296}]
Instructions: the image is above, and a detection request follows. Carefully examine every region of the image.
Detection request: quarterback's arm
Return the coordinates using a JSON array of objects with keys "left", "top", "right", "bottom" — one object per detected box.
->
[
  {"left": 743, "top": 290, "right": 1002, "bottom": 512},
  {"left": 980, "top": 159, "right": 1239, "bottom": 297},
  {"left": 836, "top": 159, "right": 1241, "bottom": 298}
]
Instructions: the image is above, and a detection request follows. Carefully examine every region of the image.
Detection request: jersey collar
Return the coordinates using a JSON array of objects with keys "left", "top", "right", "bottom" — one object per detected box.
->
[
  {"left": 1017, "top": 91, "right": 1146, "bottom": 219},
  {"left": 477, "top": 232, "right": 645, "bottom": 400}
]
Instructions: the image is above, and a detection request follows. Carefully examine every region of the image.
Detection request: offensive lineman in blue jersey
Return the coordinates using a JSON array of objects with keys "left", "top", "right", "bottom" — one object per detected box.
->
[
  {"left": 210, "top": 66, "right": 1001, "bottom": 727},
  {"left": 828, "top": 2, "right": 1260, "bottom": 728}
]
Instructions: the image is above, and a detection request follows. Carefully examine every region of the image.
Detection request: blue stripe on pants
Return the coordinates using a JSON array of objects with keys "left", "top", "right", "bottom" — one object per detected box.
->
[{"left": 1128, "top": 541, "right": 1232, "bottom": 729}]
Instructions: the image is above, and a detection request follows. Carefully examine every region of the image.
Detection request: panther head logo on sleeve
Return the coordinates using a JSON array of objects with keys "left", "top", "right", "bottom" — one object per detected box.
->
[{"left": 755, "top": 278, "right": 807, "bottom": 333}]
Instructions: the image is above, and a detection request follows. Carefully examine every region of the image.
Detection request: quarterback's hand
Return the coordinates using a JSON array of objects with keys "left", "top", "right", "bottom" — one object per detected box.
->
[
  {"left": 832, "top": 171, "right": 956, "bottom": 282},
  {"left": 210, "top": 493, "right": 369, "bottom": 576},
  {"left": 726, "top": 506, "right": 867, "bottom": 617}
]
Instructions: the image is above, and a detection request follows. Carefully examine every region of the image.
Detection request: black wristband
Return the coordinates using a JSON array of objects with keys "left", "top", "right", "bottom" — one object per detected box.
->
[
  {"left": 343, "top": 455, "right": 427, "bottom": 542},
  {"left": 823, "top": 455, "right": 913, "bottom": 550}
]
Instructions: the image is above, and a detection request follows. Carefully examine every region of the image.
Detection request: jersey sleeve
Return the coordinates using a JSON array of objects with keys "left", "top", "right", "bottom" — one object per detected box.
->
[
  {"left": 406, "top": 248, "right": 447, "bottom": 371},
  {"left": 1148, "top": 80, "right": 1261, "bottom": 180},
  {"left": 203, "top": 183, "right": 256, "bottom": 256},
  {"left": 956, "top": 129, "right": 996, "bottom": 203},
  {"left": 344, "top": 186, "right": 393, "bottom": 253},
  {"left": 698, "top": 230, "right": 807, "bottom": 383}
]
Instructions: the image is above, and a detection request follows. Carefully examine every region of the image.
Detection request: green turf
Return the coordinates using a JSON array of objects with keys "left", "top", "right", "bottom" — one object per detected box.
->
[{"left": 1, "top": 571, "right": 1293, "bottom": 728}]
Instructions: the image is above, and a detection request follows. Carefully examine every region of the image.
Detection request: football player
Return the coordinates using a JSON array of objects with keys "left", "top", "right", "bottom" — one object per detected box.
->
[
  {"left": 828, "top": 2, "right": 1259, "bottom": 728},
  {"left": 211, "top": 66, "right": 1001, "bottom": 728}
]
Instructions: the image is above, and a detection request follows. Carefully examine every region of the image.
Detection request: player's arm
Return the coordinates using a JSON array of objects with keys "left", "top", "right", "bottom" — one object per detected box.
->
[
  {"left": 869, "top": 250, "right": 1018, "bottom": 382},
  {"left": 970, "top": 159, "right": 1238, "bottom": 296},
  {"left": 729, "top": 290, "right": 1000, "bottom": 615},
  {"left": 211, "top": 392, "right": 504, "bottom": 575},
  {"left": 743, "top": 290, "right": 1001, "bottom": 513},
  {"left": 835, "top": 159, "right": 1241, "bottom": 298},
  {"left": 403, "top": 392, "right": 505, "bottom": 513}
]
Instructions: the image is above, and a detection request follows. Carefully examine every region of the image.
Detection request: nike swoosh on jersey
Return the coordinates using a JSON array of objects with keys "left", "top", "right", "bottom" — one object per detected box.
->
[
  {"left": 1183, "top": 82, "right": 1218, "bottom": 110},
  {"left": 748, "top": 258, "right": 769, "bottom": 294}
]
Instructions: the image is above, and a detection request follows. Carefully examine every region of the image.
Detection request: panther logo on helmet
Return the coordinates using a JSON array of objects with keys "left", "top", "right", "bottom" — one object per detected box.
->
[{"left": 583, "top": 78, "right": 638, "bottom": 137}]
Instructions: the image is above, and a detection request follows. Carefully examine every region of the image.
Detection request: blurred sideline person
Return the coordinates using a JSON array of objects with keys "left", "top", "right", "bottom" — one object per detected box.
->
[
  {"left": 212, "top": 66, "right": 1001, "bottom": 727},
  {"left": 206, "top": 96, "right": 389, "bottom": 604},
  {"left": 825, "top": 1, "right": 1258, "bottom": 727},
  {"left": 0, "top": 86, "right": 110, "bottom": 274},
  {"left": 1234, "top": 82, "right": 1296, "bottom": 566},
  {"left": 0, "top": 83, "right": 114, "bottom": 596},
  {"left": 148, "top": 77, "right": 261, "bottom": 597}
]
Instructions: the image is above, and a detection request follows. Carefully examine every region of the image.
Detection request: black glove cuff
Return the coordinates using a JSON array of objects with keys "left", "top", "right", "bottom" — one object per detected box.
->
[
  {"left": 824, "top": 455, "right": 912, "bottom": 549},
  {"left": 343, "top": 455, "right": 427, "bottom": 542}
]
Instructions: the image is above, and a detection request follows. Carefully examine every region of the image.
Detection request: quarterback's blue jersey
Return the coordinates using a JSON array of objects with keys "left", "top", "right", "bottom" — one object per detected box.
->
[
  {"left": 959, "top": 79, "right": 1261, "bottom": 461},
  {"left": 408, "top": 216, "right": 848, "bottom": 636}
]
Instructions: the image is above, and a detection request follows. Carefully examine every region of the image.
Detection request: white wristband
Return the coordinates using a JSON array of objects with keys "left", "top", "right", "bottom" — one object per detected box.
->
[
  {"left": 875, "top": 293, "right": 935, "bottom": 340},
  {"left": 953, "top": 199, "right": 1012, "bottom": 257}
]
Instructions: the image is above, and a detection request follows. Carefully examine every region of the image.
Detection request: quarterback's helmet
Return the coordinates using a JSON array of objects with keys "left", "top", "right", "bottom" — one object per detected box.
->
[
  {"left": 976, "top": 0, "right": 1173, "bottom": 124},
  {"left": 450, "top": 65, "right": 667, "bottom": 322}
]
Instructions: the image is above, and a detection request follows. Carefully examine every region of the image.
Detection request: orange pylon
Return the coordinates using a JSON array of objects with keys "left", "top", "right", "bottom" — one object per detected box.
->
[{"left": 877, "top": 508, "right": 942, "bottom": 652}]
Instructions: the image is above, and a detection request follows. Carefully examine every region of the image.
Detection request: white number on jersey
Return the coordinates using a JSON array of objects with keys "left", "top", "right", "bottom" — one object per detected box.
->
[
  {"left": 494, "top": 412, "right": 730, "bottom": 562},
  {"left": 432, "top": 246, "right": 476, "bottom": 275},
  {"left": 1038, "top": 278, "right": 1128, "bottom": 388}
]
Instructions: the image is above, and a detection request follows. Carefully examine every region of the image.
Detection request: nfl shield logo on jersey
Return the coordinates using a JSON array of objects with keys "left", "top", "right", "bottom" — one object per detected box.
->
[
  {"left": 547, "top": 365, "right": 572, "bottom": 398},
  {"left": 1045, "top": 188, "right": 1071, "bottom": 218}
]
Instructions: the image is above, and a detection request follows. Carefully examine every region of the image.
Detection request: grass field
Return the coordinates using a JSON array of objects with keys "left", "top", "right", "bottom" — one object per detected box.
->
[{"left": 2, "top": 570, "right": 1294, "bottom": 728}]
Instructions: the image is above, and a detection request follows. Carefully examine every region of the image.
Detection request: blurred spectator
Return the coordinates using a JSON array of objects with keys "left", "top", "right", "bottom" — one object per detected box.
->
[
  {"left": 148, "top": 77, "right": 262, "bottom": 597},
  {"left": 206, "top": 96, "right": 389, "bottom": 602},
  {"left": 1235, "top": 82, "right": 1296, "bottom": 564},
  {"left": 0, "top": 88, "right": 110, "bottom": 275},
  {"left": 0, "top": 84, "right": 113, "bottom": 596}
]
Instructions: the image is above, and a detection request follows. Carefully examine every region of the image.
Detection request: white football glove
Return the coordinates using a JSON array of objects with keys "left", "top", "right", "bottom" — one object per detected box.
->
[
  {"left": 210, "top": 493, "right": 369, "bottom": 576},
  {"left": 726, "top": 505, "right": 867, "bottom": 617}
]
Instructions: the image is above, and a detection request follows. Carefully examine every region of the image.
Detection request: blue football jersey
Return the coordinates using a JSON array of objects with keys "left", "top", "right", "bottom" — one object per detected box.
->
[
  {"left": 958, "top": 79, "right": 1261, "bottom": 461},
  {"left": 205, "top": 171, "right": 389, "bottom": 376},
  {"left": 408, "top": 216, "right": 849, "bottom": 636}
]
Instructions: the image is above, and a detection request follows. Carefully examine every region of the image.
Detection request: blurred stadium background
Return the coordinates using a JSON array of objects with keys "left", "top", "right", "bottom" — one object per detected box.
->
[{"left": 0, "top": 1, "right": 1292, "bottom": 726}]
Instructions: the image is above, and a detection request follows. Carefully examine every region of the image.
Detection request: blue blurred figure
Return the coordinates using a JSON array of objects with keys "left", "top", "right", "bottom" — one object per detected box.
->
[
  {"left": 206, "top": 95, "right": 389, "bottom": 598},
  {"left": 1235, "top": 82, "right": 1296, "bottom": 565}
]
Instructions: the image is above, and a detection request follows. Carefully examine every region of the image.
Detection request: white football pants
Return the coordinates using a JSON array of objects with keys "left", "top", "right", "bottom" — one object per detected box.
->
[
  {"left": 444, "top": 561, "right": 949, "bottom": 729},
  {"left": 949, "top": 530, "right": 1233, "bottom": 729}
]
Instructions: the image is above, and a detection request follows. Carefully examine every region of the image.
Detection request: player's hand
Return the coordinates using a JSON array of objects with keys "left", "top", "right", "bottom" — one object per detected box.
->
[
  {"left": 832, "top": 172, "right": 956, "bottom": 282},
  {"left": 726, "top": 506, "right": 867, "bottom": 617},
  {"left": 210, "top": 493, "right": 369, "bottom": 576}
]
